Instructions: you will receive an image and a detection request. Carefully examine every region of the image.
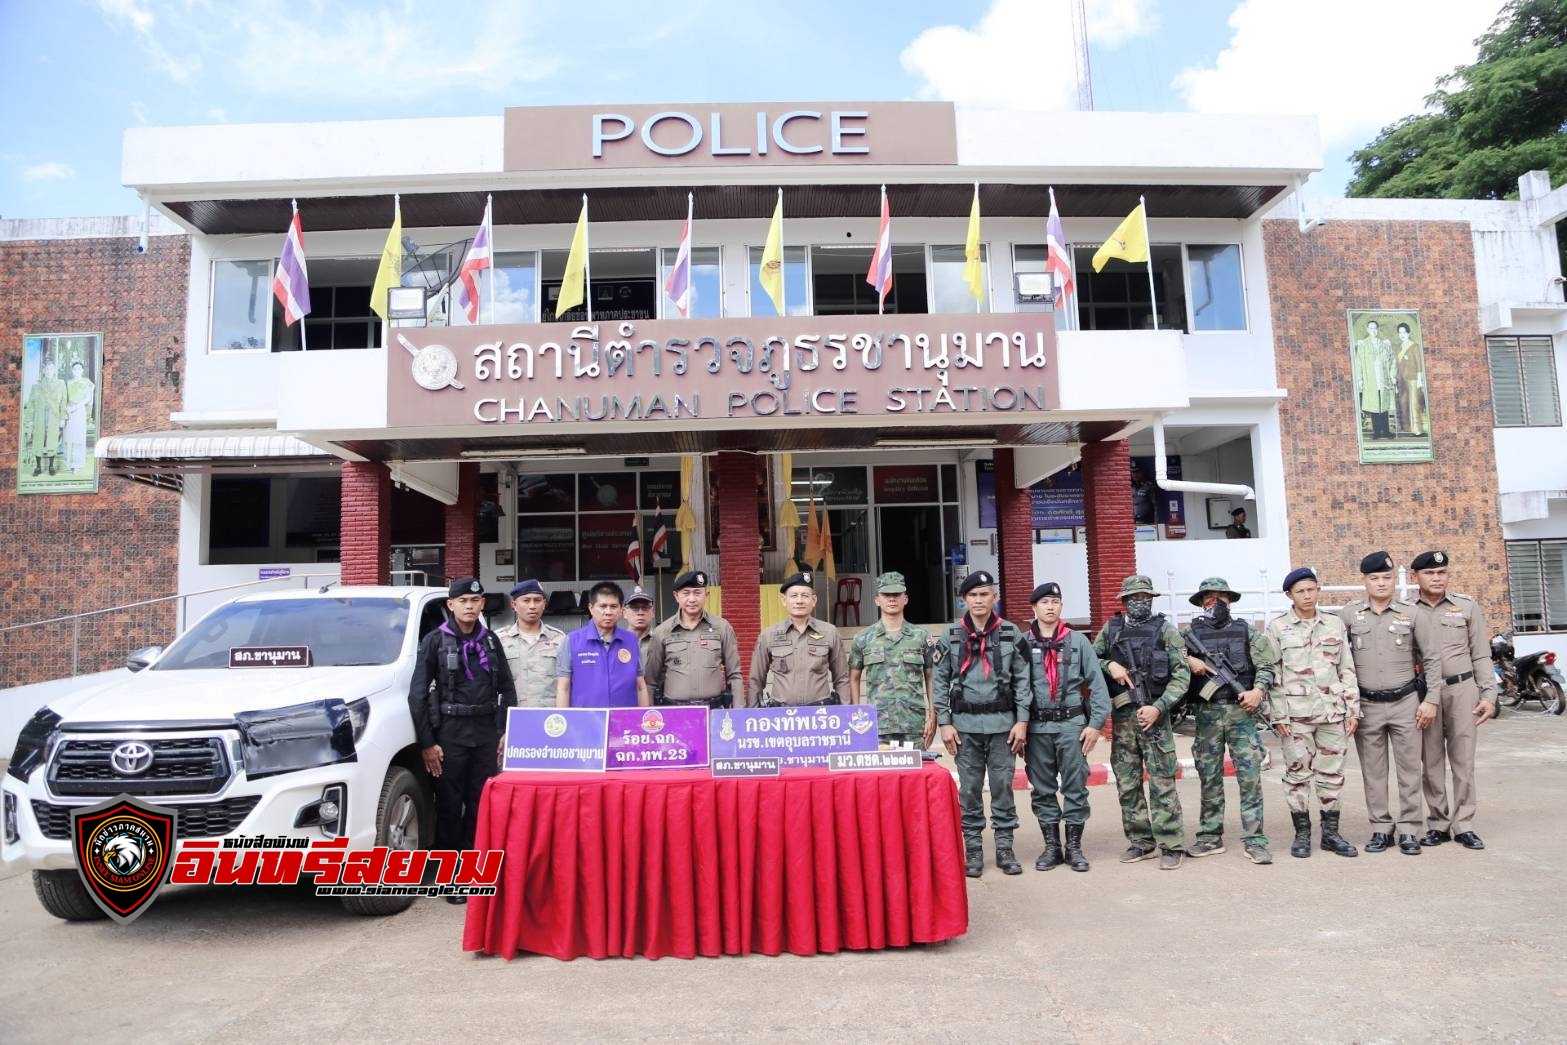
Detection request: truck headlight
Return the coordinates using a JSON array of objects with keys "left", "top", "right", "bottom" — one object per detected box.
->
[
  {"left": 7, "top": 707, "right": 61, "bottom": 783},
  {"left": 293, "top": 783, "right": 347, "bottom": 838}
]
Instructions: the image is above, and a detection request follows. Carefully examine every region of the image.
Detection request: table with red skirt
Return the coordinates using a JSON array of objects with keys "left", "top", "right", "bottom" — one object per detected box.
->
[{"left": 461, "top": 762, "right": 970, "bottom": 960}]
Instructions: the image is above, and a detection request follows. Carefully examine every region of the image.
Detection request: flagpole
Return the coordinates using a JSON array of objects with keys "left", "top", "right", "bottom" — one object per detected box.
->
[
  {"left": 484, "top": 194, "right": 494, "bottom": 327},
  {"left": 582, "top": 191, "right": 592, "bottom": 322},
  {"left": 293, "top": 198, "right": 308, "bottom": 353},
  {"left": 777, "top": 188, "right": 785, "bottom": 313},
  {"left": 973, "top": 180, "right": 982, "bottom": 315},
  {"left": 1141, "top": 195, "right": 1158, "bottom": 332},
  {"left": 877, "top": 184, "right": 885, "bottom": 317}
]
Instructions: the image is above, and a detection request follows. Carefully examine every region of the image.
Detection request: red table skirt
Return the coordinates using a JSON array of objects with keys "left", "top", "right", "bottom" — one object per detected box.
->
[{"left": 462, "top": 763, "right": 969, "bottom": 960}]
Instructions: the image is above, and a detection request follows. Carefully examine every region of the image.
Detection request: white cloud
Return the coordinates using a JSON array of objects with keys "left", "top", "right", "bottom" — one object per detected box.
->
[
  {"left": 20, "top": 161, "right": 77, "bottom": 182},
  {"left": 902, "top": 0, "right": 1156, "bottom": 110},
  {"left": 131, "top": 100, "right": 149, "bottom": 125},
  {"left": 207, "top": 107, "right": 228, "bottom": 122},
  {"left": 96, "top": 0, "right": 202, "bottom": 83},
  {"left": 1173, "top": 0, "right": 1500, "bottom": 146},
  {"left": 97, "top": 0, "right": 153, "bottom": 33}
]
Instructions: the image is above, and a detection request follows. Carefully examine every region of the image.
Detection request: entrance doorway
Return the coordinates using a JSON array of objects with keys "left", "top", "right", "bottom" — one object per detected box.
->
[{"left": 877, "top": 505, "right": 951, "bottom": 623}]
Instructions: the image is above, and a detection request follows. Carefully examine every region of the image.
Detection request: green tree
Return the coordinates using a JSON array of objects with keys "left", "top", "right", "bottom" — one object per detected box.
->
[{"left": 1347, "top": 0, "right": 1567, "bottom": 200}]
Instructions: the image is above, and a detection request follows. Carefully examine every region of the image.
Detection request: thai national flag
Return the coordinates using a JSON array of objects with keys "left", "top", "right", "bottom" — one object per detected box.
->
[
  {"left": 454, "top": 197, "right": 493, "bottom": 323},
  {"left": 664, "top": 193, "right": 693, "bottom": 316},
  {"left": 650, "top": 501, "right": 670, "bottom": 561},
  {"left": 271, "top": 206, "right": 311, "bottom": 326},
  {"left": 865, "top": 185, "right": 892, "bottom": 312},
  {"left": 626, "top": 519, "right": 643, "bottom": 583},
  {"left": 1045, "top": 187, "right": 1075, "bottom": 307}
]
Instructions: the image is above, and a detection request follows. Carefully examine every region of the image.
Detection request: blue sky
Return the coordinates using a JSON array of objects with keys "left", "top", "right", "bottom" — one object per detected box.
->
[{"left": 0, "top": 0, "right": 1502, "bottom": 220}]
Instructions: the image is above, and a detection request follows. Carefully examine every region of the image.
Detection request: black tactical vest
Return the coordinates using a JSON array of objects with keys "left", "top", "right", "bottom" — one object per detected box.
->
[
  {"left": 1186, "top": 617, "right": 1256, "bottom": 694},
  {"left": 1104, "top": 614, "right": 1172, "bottom": 697}
]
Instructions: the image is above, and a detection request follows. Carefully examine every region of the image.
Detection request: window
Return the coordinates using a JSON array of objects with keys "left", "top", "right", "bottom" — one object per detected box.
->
[
  {"left": 1488, "top": 336, "right": 1561, "bottom": 427},
  {"left": 450, "top": 251, "right": 537, "bottom": 326},
  {"left": 515, "top": 470, "right": 683, "bottom": 583},
  {"left": 1507, "top": 540, "right": 1567, "bottom": 633},
  {"left": 807, "top": 244, "right": 927, "bottom": 315},
  {"left": 541, "top": 248, "right": 656, "bottom": 323},
  {"left": 210, "top": 260, "right": 273, "bottom": 351},
  {"left": 658, "top": 246, "right": 722, "bottom": 318},
  {"left": 928, "top": 244, "right": 987, "bottom": 314},
  {"left": 1187, "top": 244, "right": 1246, "bottom": 331},
  {"left": 748, "top": 245, "right": 809, "bottom": 317},
  {"left": 1074, "top": 244, "right": 1187, "bottom": 331},
  {"left": 208, "top": 473, "right": 342, "bottom": 564},
  {"left": 789, "top": 466, "right": 871, "bottom": 574}
]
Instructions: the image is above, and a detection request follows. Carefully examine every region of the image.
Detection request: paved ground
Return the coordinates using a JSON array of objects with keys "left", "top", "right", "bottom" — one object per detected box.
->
[{"left": 2, "top": 713, "right": 1564, "bottom": 1044}]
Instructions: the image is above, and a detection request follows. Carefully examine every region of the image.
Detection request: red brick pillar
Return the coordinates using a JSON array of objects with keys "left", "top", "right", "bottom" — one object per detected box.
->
[
  {"left": 341, "top": 461, "right": 390, "bottom": 586},
  {"left": 1082, "top": 440, "right": 1136, "bottom": 631},
  {"left": 993, "top": 449, "right": 1035, "bottom": 625},
  {"left": 715, "top": 451, "right": 763, "bottom": 658},
  {"left": 443, "top": 462, "right": 479, "bottom": 581}
]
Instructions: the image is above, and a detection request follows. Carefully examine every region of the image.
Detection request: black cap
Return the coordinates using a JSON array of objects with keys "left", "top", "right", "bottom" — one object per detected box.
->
[
  {"left": 1281, "top": 568, "right": 1317, "bottom": 594},
  {"left": 625, "top": 585, "right": 654, "bottom": 606},
  {"left": 672, "top": 570, "right": 709, "bottom": 590},
  {"left": 958, "top": 571, "right": 995, "bottom": 596},
  {"left": 1030, "top": 582, "right": 1063, "bottom": 603},
  {"left": 1359, "top": 551, "right": 1396, "bottom": 575},
  {"left": 449, "top": 578, "right": 484, "bottom": 599},
  {"left": 1410, "top": 550, "right": 1449, "bottom": 571},
  {"left": 510, "top": 579, "right": 544, "bottom": 599},
  {"left": 780, "top": 571, "right": 815, "bottom": 594},
  {"left": 1230, "top": 507, "right": 1246, "bottom": 517}
]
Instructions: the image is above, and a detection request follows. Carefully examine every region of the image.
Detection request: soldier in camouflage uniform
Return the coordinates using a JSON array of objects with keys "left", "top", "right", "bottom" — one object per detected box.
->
[
  {"left": 494, "top": 579, "right": 566, "bottom": 708},
  {"left": 849, "top": 572, "right": 935, "bottom": 748},
  {"left": 1021, "top": 582, "right": 1110, "bottom": 872},
  {"left": 933, "top": 571, "right": 1031, "bottom": 878},
  {"left": 1092, "top": 575, "right": 1190, "bottom": 870},
  {"left": 1264, "top": 567, "right": 1361, "bottom": 859},
  {"left": 1180, "top": 577, "right": 1280, "bottom": 865}
]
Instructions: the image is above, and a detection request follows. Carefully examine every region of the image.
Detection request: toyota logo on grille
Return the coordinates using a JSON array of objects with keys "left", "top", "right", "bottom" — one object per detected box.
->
[{"left": 110, "top": 742, "right": 155, "bottom": 776}]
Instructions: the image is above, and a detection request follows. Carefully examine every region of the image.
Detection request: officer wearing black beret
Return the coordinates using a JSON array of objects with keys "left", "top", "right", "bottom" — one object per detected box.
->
[
  {"left": 407, "top": 579, "right": 516, "bottom": 902},
  {"left": 1409, "top": 550, "right": 1496, "bottom": 850},
  {"left": 644, "top": 570, "right": 743, "bottom": 708}
]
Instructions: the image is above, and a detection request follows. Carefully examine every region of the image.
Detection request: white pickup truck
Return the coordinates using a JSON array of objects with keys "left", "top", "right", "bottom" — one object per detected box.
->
[{"left": 2, "top": 585, "right": 473, "bottom": 920}]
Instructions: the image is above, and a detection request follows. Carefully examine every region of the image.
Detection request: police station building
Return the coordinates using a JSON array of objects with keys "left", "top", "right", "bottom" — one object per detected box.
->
[{"left": 3, "top": 99, "right": 1564, "bottom": 683}]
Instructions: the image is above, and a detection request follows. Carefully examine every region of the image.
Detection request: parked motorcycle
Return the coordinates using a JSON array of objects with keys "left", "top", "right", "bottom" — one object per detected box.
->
[{"left": 1491, "top": 632, "right": 1566, "bottom": 716}]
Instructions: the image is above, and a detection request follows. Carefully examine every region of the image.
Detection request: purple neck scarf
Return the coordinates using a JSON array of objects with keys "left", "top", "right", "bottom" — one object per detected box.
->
[{"left": 440, "top": 621, "right": 491, "bottom": 680}]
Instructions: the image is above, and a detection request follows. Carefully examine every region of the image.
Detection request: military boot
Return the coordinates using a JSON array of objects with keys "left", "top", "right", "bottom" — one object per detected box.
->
[
  {"left": 995, "top": 835, "right": 1023, "bottom": 876},
  {"left": 1290, "top": 811, "right": 1312, "bottom": 858},
  {"left": 1064, "top": 824, "right": 1090, "bottom": 872},
  {"left": 1035, "top": 823, "right": 1063, "bottom": 871},
  {"left": 1319, "top": 811, "right": 1359, "bottom": 858},
  {"left": 965, "top": 840, "right": 984, "bottom": 878}
]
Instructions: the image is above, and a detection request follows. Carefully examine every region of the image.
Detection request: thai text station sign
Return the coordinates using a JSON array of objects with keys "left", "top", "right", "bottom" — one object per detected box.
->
[{"left": 389, "top": 314, "right": 1058, "bottom": 431}]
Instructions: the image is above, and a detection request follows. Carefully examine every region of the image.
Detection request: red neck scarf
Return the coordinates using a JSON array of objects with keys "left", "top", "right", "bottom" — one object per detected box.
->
[
  {"left": 961, "top": 613, "right": 1002, "bottom": 678},
  {"left": 1031, "top": 620, "right": 1070, "bottom": 696}
]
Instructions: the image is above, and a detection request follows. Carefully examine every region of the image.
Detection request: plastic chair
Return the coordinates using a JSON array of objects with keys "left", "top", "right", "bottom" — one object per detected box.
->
[{"left": 833, "top": 577, "right": 862, "bottom": 627}]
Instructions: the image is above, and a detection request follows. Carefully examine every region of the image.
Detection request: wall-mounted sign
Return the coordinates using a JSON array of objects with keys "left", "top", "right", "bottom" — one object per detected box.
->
[
  {"left": 1348, "top": 309, "right": 1432, "bottom": 464},
  {"left": 503, "top": 102, "right": 957, "bottom": 171},
  {"left": 388, "top": 314, "right": 1058, "bottom": 432},
  {"left": 17, "top": 332, "right": 102, "bottom": 495}
]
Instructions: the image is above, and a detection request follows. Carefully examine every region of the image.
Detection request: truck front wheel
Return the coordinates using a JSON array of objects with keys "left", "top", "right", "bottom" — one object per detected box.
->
[
  {"left": 34, "top": 870, "right": 109, "bottom": 922},
  {"left": 340, "top": 767, "right": 430, "bottom": 917}
]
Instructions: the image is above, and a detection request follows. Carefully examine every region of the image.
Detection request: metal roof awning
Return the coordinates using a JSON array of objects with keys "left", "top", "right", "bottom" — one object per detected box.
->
[{"left": 97, "top": 428, "right": 338, "bottom": 490}]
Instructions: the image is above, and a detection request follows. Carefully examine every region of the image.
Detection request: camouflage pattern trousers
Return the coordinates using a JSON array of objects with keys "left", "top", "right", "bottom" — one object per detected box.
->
[
  {"left": 955, "top": 731, "right": 1020, "bottom": 844},
  {"left": 1111, "top": 708, "right": 1185, "bottom": 851},
  {"left": 1280, "top": 719, "right": 1348, "bottom": 814},
  {"left": 1192, "top": 701, "right": 1267, "bottom": 846}
]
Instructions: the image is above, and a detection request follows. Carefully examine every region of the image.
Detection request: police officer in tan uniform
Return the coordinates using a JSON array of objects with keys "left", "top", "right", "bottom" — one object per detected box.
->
[
  {"left": 748, "top": 572, "right": 850, "bottom": 707},
  {"left": 1411, "top": 550, "right": 1497, "bottom": 850},
  {"left": 494, "top": 579, "right": 565, "bottom": 708},
  {"left": 1338, "top": 551, "right": 1443, "bottom": 856},
  {"left": 644, "top": 570, "right": 743, "bottom": 708},
  {"left": 622, "top": 585, "right": 656, "bottom": 667}
]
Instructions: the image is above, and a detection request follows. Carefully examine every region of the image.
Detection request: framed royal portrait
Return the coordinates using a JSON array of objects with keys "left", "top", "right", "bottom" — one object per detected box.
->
[
  {"left": 17, "top": 332, "right": 102, "bottom": 495},
  {"left": 1349, "top": 309, "right": 1432, "bottom": 464}
]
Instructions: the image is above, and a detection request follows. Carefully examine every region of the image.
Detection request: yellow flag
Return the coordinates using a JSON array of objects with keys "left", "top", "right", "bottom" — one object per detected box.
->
[
  {"left": 1091, "top": 203, "right": 1149, "bottom": 272},
  {"left": 370, "top": 198, "right": 403, "bottom": 323},
  {"left": 803, "top": 489, "right": 822, "bottom": 569},
  {"left": 556, "top": 199, "right": 589, "bottom": 318},
  {"left": 962, "top": 186, "right": 984, "bottom": 301},
  {"left": 758, "top": 193, "right": 785, "bottom": 316}
]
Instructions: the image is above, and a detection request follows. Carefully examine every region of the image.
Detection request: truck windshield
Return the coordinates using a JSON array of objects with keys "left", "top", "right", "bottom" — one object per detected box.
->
[{"left": 152, "top": 598, "right": 410, "bottom": 670}]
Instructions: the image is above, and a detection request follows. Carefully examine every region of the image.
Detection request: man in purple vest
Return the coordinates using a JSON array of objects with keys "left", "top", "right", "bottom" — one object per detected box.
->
[{"left": 555, "top": 581, "right": 651, "bottom": 708}]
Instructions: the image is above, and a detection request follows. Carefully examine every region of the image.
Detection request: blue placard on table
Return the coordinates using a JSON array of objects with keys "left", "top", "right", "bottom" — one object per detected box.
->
[
  {"left": 708, "top": 705, "right": 880, "bottom": 769},
  {"left": 606, "top": 706, "right": 710, "bottom": 770},
  {"left": 502, "top": 708, "right": 609, "bottom": 772}
]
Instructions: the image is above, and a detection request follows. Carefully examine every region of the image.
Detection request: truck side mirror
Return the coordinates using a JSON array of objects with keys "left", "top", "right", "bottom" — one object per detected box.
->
[{"left": 126, "top": 645, "right": 163, "bottom": 672}]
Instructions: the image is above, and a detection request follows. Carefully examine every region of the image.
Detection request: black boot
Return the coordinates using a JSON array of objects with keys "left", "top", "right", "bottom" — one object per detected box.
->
[
  {"left": 995, "top": 836, "right": 1023, "bottom": 876},
  {"left": 1064, "top": 824, "right": 1090, "bottom": 872},
  {"left": 1035, "top": 823, "right": 1063, "bottom": 871},
  {"left": 1290, "top": 811, "right": 1312, "bottom": 859},
  {"left": 32, "top": 458, "right": 41, "bottom": 476},
  {"left": 965, "top": 841, "right": 984, "bottom": 878},
  {"left": 1319, "top": 811, "right": 1359, "bottom": 858}
]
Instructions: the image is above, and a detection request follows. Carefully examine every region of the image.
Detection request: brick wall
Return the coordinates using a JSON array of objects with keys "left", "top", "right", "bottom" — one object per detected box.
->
[
  {"left": 1082, "top": 440, "right": 1137, "bottom": 631},
  {"left": 341, "top": 461, "right": 390, "bottom": 586},
  {"left": 992, "top": 449, "right": 1035, "bottom": 625},
  {"left": 443, "top": 462, "right": 479, "bottom": 581},
  {"left": 0, "top": 235, "right": 189, "bottom": 685},
  {"left": 1263, "top": 219, "right": 1509, "bottom": 626},
  {"left": 714, "top": 451, "right": 762, "bottom": 657}
]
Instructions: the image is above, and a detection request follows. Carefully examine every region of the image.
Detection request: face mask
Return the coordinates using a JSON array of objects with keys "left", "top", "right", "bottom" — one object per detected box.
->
[
  {"left": 1203, "top": 600, "right": 1231, "bottom": 626},
  {"left": 1124, "top": 597, "right": 1153, "bottom": 625}
]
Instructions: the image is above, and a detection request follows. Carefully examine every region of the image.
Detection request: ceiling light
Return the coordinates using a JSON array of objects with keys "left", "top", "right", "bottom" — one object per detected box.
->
[
  {"left": 875, "top": 436, "right": 998, "bottom": 448},
  {"left": 459, "top": 447, "right": 586, "bottom": 459}
]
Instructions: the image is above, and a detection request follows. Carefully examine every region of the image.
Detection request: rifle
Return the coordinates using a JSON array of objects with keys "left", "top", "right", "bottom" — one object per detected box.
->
[
  {"left": 1110, "top": 635, "right": 1157, "bottom": 737},
  {"left": 1183, "top": 630, "right": 1250, "bottom": 705}
]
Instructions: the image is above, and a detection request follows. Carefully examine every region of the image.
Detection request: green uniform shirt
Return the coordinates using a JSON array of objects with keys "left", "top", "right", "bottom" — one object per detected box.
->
[
  {"left": 1021, "top": 623, "right": 1111, "bottom": 733},
  {"left": 931, "top": 615, "right": 1030, "bottom": 733},
  {"left": 849, "top": 620, "right": 932, "bottom": 738}
]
